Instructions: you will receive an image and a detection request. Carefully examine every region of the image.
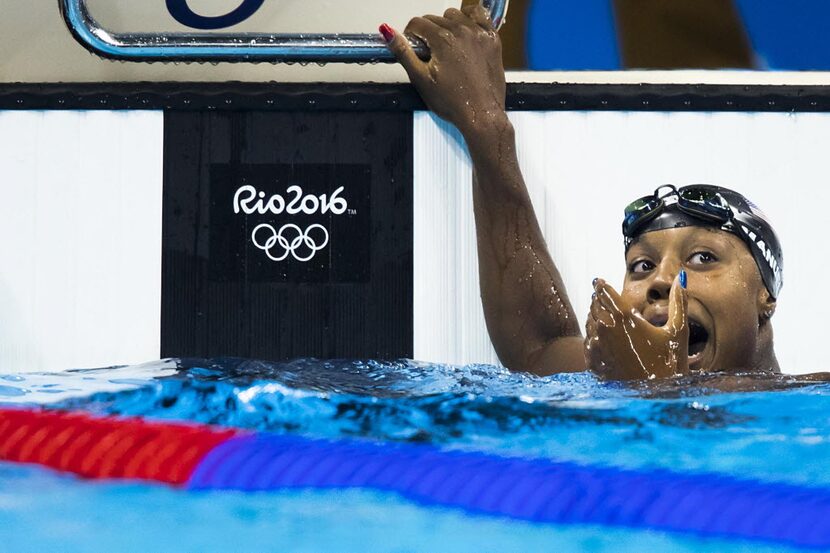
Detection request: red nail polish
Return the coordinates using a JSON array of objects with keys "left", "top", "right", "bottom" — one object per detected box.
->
[{"left": 379, "top": 23, "right": 395, "bottom": 43}]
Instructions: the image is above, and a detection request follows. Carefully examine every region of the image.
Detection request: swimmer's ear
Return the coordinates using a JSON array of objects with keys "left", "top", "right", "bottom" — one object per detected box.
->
[{"left": 757, "top": 288, "right": 777, "bottom": 322}]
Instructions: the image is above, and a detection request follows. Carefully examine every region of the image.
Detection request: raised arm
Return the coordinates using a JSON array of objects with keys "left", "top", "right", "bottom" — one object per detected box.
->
[{"left": 383, "top": 7, "right": 585, "bottom": 375}]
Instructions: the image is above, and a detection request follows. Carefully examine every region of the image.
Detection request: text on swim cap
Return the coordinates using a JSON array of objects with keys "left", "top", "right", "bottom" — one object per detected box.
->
[{"left": 741, "top": 224, "right": 781, "bottom": 276}]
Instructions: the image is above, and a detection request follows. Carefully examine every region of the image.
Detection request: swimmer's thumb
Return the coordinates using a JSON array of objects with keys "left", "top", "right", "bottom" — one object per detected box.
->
[
  {"left": 668, "top": 270, "right": 689, "bottom": 336},
  {"left": 381, "top": 24, "right": 427, "bottom": 84}
]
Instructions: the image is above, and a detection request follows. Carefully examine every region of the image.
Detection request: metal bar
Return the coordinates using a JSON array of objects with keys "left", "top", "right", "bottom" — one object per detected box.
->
[{"left": 59, "top": 0, "right": 509, "bottom": 63}]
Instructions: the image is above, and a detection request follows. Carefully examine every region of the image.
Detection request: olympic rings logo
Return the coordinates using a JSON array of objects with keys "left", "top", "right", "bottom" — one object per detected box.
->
[{"left": 251, "top": 223, "right": 330, "bottom": 263}]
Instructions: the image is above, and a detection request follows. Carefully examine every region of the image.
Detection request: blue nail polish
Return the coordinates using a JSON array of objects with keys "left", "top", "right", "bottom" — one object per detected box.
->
[
  {"left": 680, "top": 269, "right": 687, "bottom": 289},
  {"left": 592, "top": 278, "right": 598, "bottom": 287}
]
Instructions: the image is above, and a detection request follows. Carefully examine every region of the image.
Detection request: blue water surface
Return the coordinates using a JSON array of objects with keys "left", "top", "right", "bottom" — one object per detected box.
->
[{"left": 2, "top": 358, "right": 829, "bottom": 552}]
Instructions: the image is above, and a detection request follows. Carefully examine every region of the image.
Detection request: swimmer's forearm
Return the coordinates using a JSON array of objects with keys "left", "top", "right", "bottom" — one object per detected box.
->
[
  {"left": 462, "top": 115, "right": 583, "bottom": 373},
  {"left": 384, "top": 8, "right": 582, "bottom": 372},
  {"left": 461, "top": 113, "right": 523, "bottom": 199}
]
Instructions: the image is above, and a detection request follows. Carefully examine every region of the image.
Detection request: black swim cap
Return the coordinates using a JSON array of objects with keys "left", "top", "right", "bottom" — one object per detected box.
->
[{"left": 624, "top": 185, "right": 783, "bottom": 299}]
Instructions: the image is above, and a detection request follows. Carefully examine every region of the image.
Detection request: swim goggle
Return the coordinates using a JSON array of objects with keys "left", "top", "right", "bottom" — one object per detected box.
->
[
  {"left": 622, "top": 184, "right": 733, "bottom": 238},
  {"left": 622, "top": 183, "right": 784, "bottom": 299}
]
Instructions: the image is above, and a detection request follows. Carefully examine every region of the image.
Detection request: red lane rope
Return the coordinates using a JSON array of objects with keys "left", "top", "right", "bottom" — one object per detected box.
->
[
  {"left": 4, "top": 408, "right": 830, "bottom": 549},
  {"left": 0, "top": 408, "right": 240, "bottom": 485}
]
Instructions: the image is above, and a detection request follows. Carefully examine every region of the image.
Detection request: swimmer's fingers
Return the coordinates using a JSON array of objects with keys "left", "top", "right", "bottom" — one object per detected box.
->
[
  {"left": 461, "top": 3, "right": 495, "bottom": 31},
  {"left": 583, "top": 335, "right": 599, "bottom": 367},
  {"left": 593, "top": 279, "right": 626, "bottom": 322},
  {"left": 589, "top": 292, "right": 615, "bottom": 327},
  {"left": 443, "top": 8, "right": 479, "bottom": 30},
  {"left": 585, "top": 309, "right": 605, "bottom": 356},
  {"left": 585, "top": 310, "right": 598, "bottom": 337},
  {"left": 584, "top": 330, "right": 615, "bottom": 378},
  {"left": 405, "top": 16, "right": 448, "bottom": 48},
  {"left": 593, "top": 279, "right": 658, "bottom": 337},
  {"left": 420, "top": 14, "right": 474, "bottom": 46},
  {"left": 668, "top": 273, "right": 689, "bottom": 337},
  {"left": 422, "top": 14, "right": 455, "bottom": 32},
  {"left": 443, "top": 7, "right": 467, "bottom": 23},
  {"left": 583, "top": 326, "right": 602, "bottom": 368},
  {"left": 384, "top": 24, "right": 430, "bottom": 85}
]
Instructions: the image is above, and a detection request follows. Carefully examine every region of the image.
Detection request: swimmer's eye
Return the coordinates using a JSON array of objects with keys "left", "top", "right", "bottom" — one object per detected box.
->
[
  {"left": 629, "top": 260, "right": 655, "bottom": 273},
  {"left": 688, "top": 251, "right": 718, "bottom": 265}
]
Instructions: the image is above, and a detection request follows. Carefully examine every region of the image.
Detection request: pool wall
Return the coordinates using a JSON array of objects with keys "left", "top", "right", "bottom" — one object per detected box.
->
[{"left": 2, "top": 83, "right": 830, "bottom": 373}]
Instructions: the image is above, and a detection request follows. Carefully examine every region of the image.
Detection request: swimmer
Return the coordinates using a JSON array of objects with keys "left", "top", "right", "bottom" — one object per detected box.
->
[{"left": 380, "top": 7, "right": 788, "bottom": 381}]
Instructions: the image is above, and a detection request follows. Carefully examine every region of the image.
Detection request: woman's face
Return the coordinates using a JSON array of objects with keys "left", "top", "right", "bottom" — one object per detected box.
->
[{"left": 622, "top": 226, "right": 773, "bottom": 372}]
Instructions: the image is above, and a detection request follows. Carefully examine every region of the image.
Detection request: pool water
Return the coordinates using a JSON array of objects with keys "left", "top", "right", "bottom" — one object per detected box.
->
[{"left": 2, "top": 358, "right": 830, "bottom": 552}]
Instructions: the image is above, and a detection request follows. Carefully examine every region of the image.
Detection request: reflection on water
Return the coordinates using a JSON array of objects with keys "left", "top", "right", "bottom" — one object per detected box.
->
[
  {"left": 0, "top": 360, "right": 178, "bottom": 404},
  {"left": 2, "top": 357, "right": 830, "bottom": 486}
]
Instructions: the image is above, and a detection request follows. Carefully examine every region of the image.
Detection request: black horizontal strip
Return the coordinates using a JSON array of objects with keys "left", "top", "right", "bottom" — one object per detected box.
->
[
  {"left": 0, "top": 83, "right": 423, "bottom": 111},
  {"left": 2, "top": 81, "right": 830, "bottom": 112}
]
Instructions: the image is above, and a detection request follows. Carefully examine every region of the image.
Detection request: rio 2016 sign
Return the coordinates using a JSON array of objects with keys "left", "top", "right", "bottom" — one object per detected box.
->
[{"left": 166, "top": 0, "right": 265, "bottom": 30}]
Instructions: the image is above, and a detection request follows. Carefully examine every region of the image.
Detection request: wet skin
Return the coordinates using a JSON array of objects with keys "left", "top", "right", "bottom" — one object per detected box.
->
[
  {"left": 585, "top": 271, "right": 689, "bottom": 381},
  {"left": 623, "top": 226, "right": 778, "bottom": 374},
  {"left": 385, "top": 6, "right": 582, "bottom": 376},
  {"left": 586, "top": 226, "right": 779, "bottom": 380},
  {"left": 385, "top": 7, "right": 784, "bottom": 380}
]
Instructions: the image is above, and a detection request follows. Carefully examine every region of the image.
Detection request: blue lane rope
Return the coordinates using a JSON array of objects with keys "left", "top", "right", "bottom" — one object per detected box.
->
[
  {"left": 4, "top": 408, "right": 827, "bottom": 549},
  {"left": 188, "top": 434, "right": 830, "bottom": 549}
]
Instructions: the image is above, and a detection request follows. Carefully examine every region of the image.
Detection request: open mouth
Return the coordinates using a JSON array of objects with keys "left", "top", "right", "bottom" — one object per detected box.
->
[
  {"left": 688, "top": 319, "right": 710, "bottom": 365},
  {"left": 647, "top": 312, "right": 711, "bottom": 367}
]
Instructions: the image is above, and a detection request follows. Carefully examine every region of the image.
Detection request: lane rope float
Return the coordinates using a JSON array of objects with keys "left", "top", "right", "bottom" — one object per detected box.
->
[{"left": 1, "top": 407, "right": 829, "bottom": 549}]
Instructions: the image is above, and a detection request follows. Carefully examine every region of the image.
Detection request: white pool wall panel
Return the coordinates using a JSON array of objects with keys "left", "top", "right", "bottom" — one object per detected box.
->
[
  {"left": 0, "top": 110, "right": 164, "bottom": 373},
  {"left": 414, "top": 110, "right": 830, "bottom": 375},
  {"left": 1, "top": 107, "right": 825, "bottom": 375}
]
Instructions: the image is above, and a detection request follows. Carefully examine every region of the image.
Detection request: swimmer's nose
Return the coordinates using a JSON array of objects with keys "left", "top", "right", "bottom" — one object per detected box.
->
[{"left": 647, "top": 262, "right": 679, "bottom": 302}]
